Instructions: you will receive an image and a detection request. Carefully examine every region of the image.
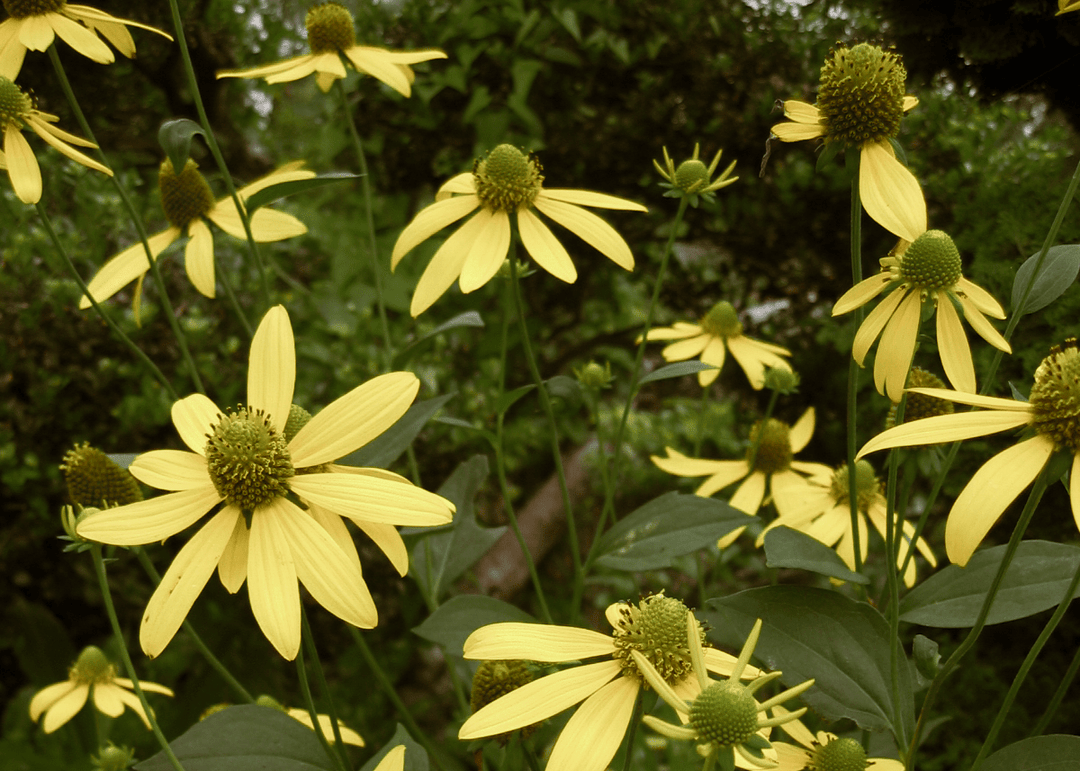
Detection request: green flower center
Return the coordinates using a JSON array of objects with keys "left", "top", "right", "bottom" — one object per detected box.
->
[
  {"left": 473, "top": 144, "right": 544, "bottom": 214},
  {"left": 70, "top": 646, "right": 116, "bottom": 685},
  {"left": 689, "top": 680, "right": 759, "bottom": 748},
  {"left": 829, "top": 460, "right": 880, "bottom": 512},
  {"left": 0, "top": 76, "right": 32, "bottom": 129},
  {"left": 700, "top": 301, "right": 744, "bottom": 338},
  {"left": 205, "top": 406, "right": 294, "bottom": 510},
  {"left": 1029, "top": 339, "right": 1080, "bottom": 452},
  {"left": 816, "top": 43, "right": 907, "bottom": 147},
  {"left": 93, "top": 744, "right": 136, "bottom": 771},
  {"left": 674, "top": 159, "right": 709, "bottom": 194},
  {"left": 887, "top": 367, "right": 954, "bottom": 427},
  {"left": 807, "top": 736, "right": 870, "bottom": 771},
  {"left": 610, "top": 595, "right": 699, "bottom": 686},
  {"left": 469, "top": 660, "right": 535, "bottom": 714},
  {"left": 305, "top": 2, "right": 355, "bottom": 55},
  {"left": 61, "top": 442, "right": 143, "bottom": 508},
  {"left": 746, "top": 418, "right": 792, "bottom": 475},
  {"left": 2, "top": 0, "right": 65, "bottom": 19},
  {"left": 898, "top": 230, "right": 962, "bottom": 290},
  {"left": 159, "top": 158, "right": 215, "bottom": 230}
]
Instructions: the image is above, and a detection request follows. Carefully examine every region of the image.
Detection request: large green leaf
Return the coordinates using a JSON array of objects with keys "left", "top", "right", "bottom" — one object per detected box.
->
[
  {"left": 358, "top": 725, "right": 429, "bottom": 771},
  {"left": 339, "top": 394, "right": 454, "bottom": 469},
  {"left": 638, "top": 361, "right": 718, "bottom": 385},
  {"left": 135, "top": 705, "right": 334, "bottom": 771},
  {"left": 762, "top": 526, "right": 869, "bottom": 585},
  {"left": 1011, "top": 244, "right": 1080, "bottom": 316},
  {"left": 595, "top": 492, "right": 755, "bottom": 571},
  {"left": 409, "top": 456, "right": 505, "bottom": 601},
  {"left": 412, "top": 595, "right": 535, "bottom": 654},
  {"left": 899, "top": 541, "right": 1080, "bottom": 628},
  {"left": 980, "top": 735, "right": 1080, "bottom": 771},
  {"left": 702, "top": 586, "right": 914, "bottom": 744}
]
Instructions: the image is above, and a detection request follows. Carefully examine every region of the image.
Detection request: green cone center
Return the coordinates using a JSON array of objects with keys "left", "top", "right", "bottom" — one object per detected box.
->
[
  {"left": 470, "top": 660, "right": 534, "bottom": 713},
  {"left": 700, "top": 301, "right": 744, "bottom": 338},
  {"left": 808, "top": 736, "right": 870, "bottom": 771},
  {"left": 71, "top": 645, "right": 115, "bottom": 685},
  {"left": 898, "top": 230, "right": 962, "bottom": 290},
  {"left": 689, "top": 680, "right": 759, "bottom": 747},
  {"left": 674, "top": 159, "right": 709, "bottom": 193},
  {"left": 159, "top": 159, "right": 216, "bottom": 230},
  {"left": 205, "top": 406, "right": 294, "bottom": 510},
  {"left": 1029, "top": 339, "right": 1080, "bottom": 452},
  {"left": 610, "top": 595, "right": 697, "bottom": 685},
  {"left": 0, "top": 76, "right": 31, "bottom": 128},
  {"left": 305, "top": 2, "right": 355, "bottom": 54},
  {"left": 61, "top": 443, "right": 143, "bottom": 508},
  {"left": 829, "top": 460, "right": 880, "bottom": 511},
  {"left": 816, "top": 43, "right": 907, "bottom": 147},
  {"left": 746, "top": 418, "right": 792, "bottom": 474},
  {"left": 473, "top": 144, "right": 543, "bottom": 213},
  {"left": 2, "top": 0, "right": 65, "bottom": 19}
]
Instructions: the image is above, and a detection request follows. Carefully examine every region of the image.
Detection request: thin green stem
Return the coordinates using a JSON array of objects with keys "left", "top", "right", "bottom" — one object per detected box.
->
[
  {"left": 969, "top": 558, "right": 1080, "bottom": 771},
  {"left": 882, "top": 398, "right": 905, "bottom": 755},
  {"left": 296, "top": 638, "right": 347, "bottom": 771},
  {"left": 133, "top": 549, "right": 253, "bottom": 703},
  {"left": 89, "top": 546, "right": 185, "bottom": 771},
  {"left": 47, "top": 46, "right": 205, "bottom": 394},
  {"left": 846, "top": 171, "right": 864, "bottom": 573},
  {"left": 1031, "top": 639, "right": 1080, "bottom": 736},
  {"left": 301, "top": 609, "right": 351, "bottom": 771},
  {"left": 35, "top": 203, "right": 179, "bottom": 401},
  {"left": 619, "top": 690, "right": 645, "bottom": 771}
]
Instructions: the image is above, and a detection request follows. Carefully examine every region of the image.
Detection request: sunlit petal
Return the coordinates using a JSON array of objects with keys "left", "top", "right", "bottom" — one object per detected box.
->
[
  {"left": 789, "top": 408, "right": 815, "bottom": 452},
  {"left": 6, "top": 124, "right": 42, "bottom": 204},
  {"left": 652, "top": 447, "right": 741, "bottom": 477},
  {"left": 459, "top": 209, "right": 510, "bottom": 292},
  {"left": 248, "top": 505, "right": 301, "bottom": 659},
  {"left": 77, "top": 487, "right": 221, "bottom": 545},
  {"left": 183, "top": 219, "right": 216, "bottom": 298},
  {"left": 858, "top": 411, "right": 1034, "bottom": 458},
  {"left": 172, "top": 393, "right": 222, "bottom": 455},
  {"left": 728, "top": 335, "right": 792, "bottom": 390},
  {"left": 874, "top": 290, "right": 921, "bottom": 400},
  {"left": 860, "top": 142, "right": 926, "bottom": 242},
  {"left": 80, "top": 228, "right": 179, "bottom": 308},
  {"left": 391, "top": 195, "right": 479, "bottom": 268},
  {"left": 41, "top": 684, "right": 89, "bottom": 733},
  {"left": 518, "top": 207, "right": 577, "bottom": 282},
  {"left": 248, "top": 305, "right": 295, "bottom": 434},
  {"left": 533, "top": 197, "right": 635, "bottom": 270},
  {"left": 539, "top": 188, "right": 646, "bottom": 212},
  {"left": 957, "top": 296, "right": 1011, "bottom": 352},
  {"left": 217, "top": 506, "right": 248, "bottom": 593},
  {"left": 833, "top": 274, "right": 893, "bottom": 316},
  {"left": 546, "top": 676, "right": 638, "bottom": 771},
  {"left": 344, "top": 46, "right": 412, "bottom": 95},
  {"left": 464, "top": 623, "right": 615, "bottom": 661},
  {"left": 852, "top": 286, "right": 907, "bottom": 366},
  {"left": 936, "top": 292, "right": 975, "bottom": 394},
  {"left": 288, "top": 473, "right": 453, "bottom": 527},
  {"left": 130, "top": 450, "right": 210, "bottom": 491},
  {"left": 730, "top": 471, "right": 767, "bottom": 515}
]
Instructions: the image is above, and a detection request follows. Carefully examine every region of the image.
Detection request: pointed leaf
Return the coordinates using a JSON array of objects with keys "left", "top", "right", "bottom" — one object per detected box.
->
[
  {"left": 339, "top": 394, "right": 454, "bottom": 469},
  {"left": 639, "top": 360, "right": 719, "bottom": 385},
  {"left": 763, "top": 526, "right": 870, "bottom": 585},
  {"left": 245, "top": 172, "right": 361, "bottom": 213},
  {"left": 495, "top": 384, "right": 535, "bottom": 415},
  {"left": 158, "top": 119, "right": 206, "bottom": 174},
  {"left": 980, "top": 735, "right": 1080, "bottom": 771},
  {"left": 1011, "top": 244, "right": 1080, "bottom": 316},
  {"left": 412, "top": 595, "right": 535, "bottom": 654}
]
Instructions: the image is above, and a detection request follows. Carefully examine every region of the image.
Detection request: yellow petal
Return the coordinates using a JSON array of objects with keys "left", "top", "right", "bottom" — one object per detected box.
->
[
  {"left": 42, "top": 683, "right": 89, "bottom": 733},
  {"left": 172, "top": 393, "right": 222, "bottom": 455},
  {"left": 264, "top": 54, "right": 328, "bottom": 83},
  {"left": 184, "top": 219, "right": 216, "bottom": 298},
  {"left": 538, "top": 188, "right": 647, "bottom": 212},
  {"left": 458, "top": 660, "right": 621, "bottom": 738},
  {"left": 18, "top": 14, "right": 56, "bottom": 51},
  {"left": 289, "top": 372, "right": 419, "bottom": 468},
  {"left": 956, "top": 276, "right": 1006, "bottom": 318},
  {"left": 727, "top": 335, "right": 792, "bottom": 390},
  {"left": 783, "top": 101, "right": 821, "bottom": 123},
  {"left": 91, "top": 683, "right": 126, "bottom": 718},
  {"left": 248, "top": 505, "right": 301, "bottom": 659},
  {"left": 936, "top": 292, "right": 976, "bottom": 394},
  {"left": 703, "top": 647, "right": 759, "bottom": 678},
  {"left": 771, "top": 122, "right": 826, "bottom": 142},
  {"left": 957, "top": 295, "right": 1011, "bottom": 352},
  {"left": 344, "top": 47, "right": 412, "bottom": 95},
  {"left": 392, "top": 196, "right": 480, "bottom": 268},
  {"left": 643, "top": 322, "right": 703, "bottom": 341},
  {"left": 651, "top": 447, "right": 740, "bottom": 477},
  {"left": 546, "top": 676, "right": 639, "bottom": 771},
  {"left": 288, "top": 709, "right": 366, "bottom": 746},
  {"left": 730, "top": 471, "right": 767, "bottom": 515},
  {"left": 0, "top": 20, "right": 28, "bottom": 80},
  {"left": 287, "top": 473, "right": 453, "bottom": 527},
  {"left": 47, "top": 12, "right": 113, "bottom": 61},
  {"left": 857, "top": 411, "right": 1033, "bottom": 458},
  {"left": 111, "top": 678, "right": 173, "bottom": 696},
  {"left": 217, "top": 54, "right": 317, "bottom": 80},
  {"left": 518, "top": 207, "right": 577, "bottom": 282},
  {"left": 1072, "top": 453, "right": 1080, "bottom": 534},
  {"left": 860, "top": 142, "right": 926, "bottom": 242},
  {"left": 946, "top": 436, "right": 1055, "bottom": 566},
  {"left": 717, "top": 525, "right": 747, "bottom": 548},
  {"left": 247, "top": 305, "right": 295, "bottom": 434},
  {"left": 903, "top": 95, "right": 919, "bottom": 112},
  {"left": 141, "top": 508, "right": 241, "bottom": 657},
  {"left": 236, "top": 161, "right": 314, "bottom": 199},
  {"left": 80, "top": 228, "right": 179, "bottom": 308},
  {"left": 130, "top": 450, "right": 210, "bottom": 491},
  {"left": 463, "top": 622, "right": 615, "bottom": 661},
  {"left": 6, "top": 124, "right": 42, "bottom": 204},
  {"left": 697, "top": 337, "right": 727, "bottom": 386},
  {"left": 874, "top": 290, "right": 921, "bottom": 400},
  {"left": 436, "top": 172, "right": 474, "bottom": 199},
  {"left": 76, "top": 486, "right": 221, "bottom": 545},
  {"left": 408, "top": 209, "right": 488, "bottom": 316},
  {"left": 27, "top": 115, "right": 110, "bottom": 175},
  {"left": 30, "top": 681, "right": 77, "bottom": 721},
  {"left": 789, "top": 407, "right": 815, "bottom": 453},
  {"left": 354, "top": 520, "right": 408, "bottom": 576},
  {"left": 662, "top": 333, "right": 712, "bottom": 362},
  {"left": 852, "top": 285, "right": 907, "bottom": 366},
  {"left": 217, "top": 507, "right": 249, "bottom": 593},
  {"left": 111, "top": 687, "right": 155, "bottom": 728},
  {"left": 372, "top": 745, "right": 404, "bottom": 770},
  {"left": 207, "top": 202, "right": 307, "bottom": 242},
  {"left": 459, "top": 209, "right": 511, "bottom": 293},
  {"left": 773, "top": 706, "right": 816, "bottom": 750},
  {"left": 533, "top": 196, "right": 635, "bottom": 270},
  {"left": 906, "top": 387, "right": 1031, "bottom": 411},
  {"left": 696, "top": 462, "right": 754, "bottom": 498},
  {"left": 833, "top": 274, "right": 893, "bottom": 316}
]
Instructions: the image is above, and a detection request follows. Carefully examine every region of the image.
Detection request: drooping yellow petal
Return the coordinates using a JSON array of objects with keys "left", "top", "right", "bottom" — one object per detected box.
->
[
  {"left": 289, "top": 371, "right": 419, "bottom": 468},
  {"left": 956, "top": 276, "right": 1006, "bottom": 318},
  {"left": 111, "top": 687, "right": 155, "bottom": 728},
  {"left": 459, "top": 660, "right": 621, "bottom": 738},
  {"left": 45, "top": 12, "right": 114, "bottom": 62},
  {"left": 857, "top": 410, "right": 1034, "bottom": 458},
  {"left": 247, "top": 506, "right": 301, "bottom": 659},
  {"left": 860, "top": 141, "right": 926, "bottom": 243},
  {"left": 344, "top": 47, "right": 412, "bottom": 95},
  {"left": 288, "top": 473, "right": 453, "bottom": 527},
  {"left": 141, "top": 508, "right": 241, "bottom": 657},
  {"left": 697, "top": 337, "right": 727, "bottom": 386},
  {"left": 288, "top": 709, "right": 366, "bottom": 746},
  {"left": 172, "top": 393, "right": 222, "bottom": 455},
  {"left": 539, "top": 188, "right": 647, "bottom": 212},
  {"left": 183, "top": 218, "right": 216, "bottom": 298},
  {"left": 80, "top": 228, "right": 179, "bottom": 308},
  {"left": 76, "top": 486, "right": 221, "bottom": 545},
  {"left": 307, "top": 503, "right": 364, "bottom": 577},
  {"left": 217, "top": 54, "right": 317, "bottom": 80},
  {"left": 41, "top": 683, "right": 89, "bottom": 733},
  {"left": 391, "top": 195, "right": 480, "bottom": 269},
  {"left": 905, "top": 387, "right": 1032, "bottom": 411},
  {"left": 353, "top": 520, "right": 408, "bottom": 576},
  {"left": 236, "top": 161, "right": 314, "bottom": 200},
  {"left": 770, "top": 122, "right": 825, "bottom": 142},
  {"left": 111, "top": 678, "right": 174, "bottom": 696},
  {"left": 772, "top": 706, "right": 817, "bottom": 750},
  {"left": 783, "top": 100, "right": 821, "bottom": 123},
  {"left": 518, "top": 207, "right": 577, "bottom": 282},
  {"left": 643, "top": 322, "right": 703, "bottom": 341},
  {"left": 770, "top": 469, "right": 815, "bottom": 518},
  {"left": 458, "top": 209, "right": 511, "bottom": 293},
  {"left": 696, "top": 461, "right": 754, "bottom": 498},
  {"left": 546, "top": 675, "right": 639, "bottom": 771},
  {"left": 730, "top": 470, "right": 768, "bottom": 515},
  {"left": 26, "top": 115, "right": 110, "bottom": 175},
  {"left": 6, "top": 124, "right": 42, "bottom": 204},
  {"left": 852, "top": 285, "right": 908, "bottom": 366},
  {"left": 91, "top": 682, "right": 126, "bottom": 718},
  {"left": 1071, "top": 453, "right": 1080, "bottom": 534},
  {"left": 247, "top": 305, "right": 295, "bottom": 435},
  {"left": 936, "top": 291, "right": 976, "bottom": 394},
  {"left": 0, "top": 20, "right": 28, "bottom": 79},
  {"left": 435, "top": 172, "right": 474, "bottom": 200},
  {"left": 463, "top": 623, "right": 615, "bottom": 661},
  {"left": 409, "top": 209, "right": 489, "bottom": 316},
  {"left": 727, "top": 335, "right": 792, "bottom": 390},
  {"left": 30, "top": 681, "right": 77, "bottom": 722},
  {"left": 662, "top": 333, "right": 712, "bottom": 362},
  {"left": 833, "top": 273, "right": 894, "bottom": 316},
  {"left": 651, "top": 447, "right": 740, "bottom": 477},
  {"left": 702, "top": 647, "right": 759, "bottom": 678},
  {"left": 946, "top": 436, "right": 1055, "bottom": 566},
  {"left": 207, "top": 202, "right": 308, "bottom": 242},
  {"left": 533, "top": 196, "right": 635, "bottom": 270},
  {"left": 217, "top": 508, "right": 249, "bottom": 593},
  {"left": 957, "top": 295, "right": 1011, "bottom": 352},
  {"left": 874, "top": 289, "right": 922, "bottom": 400},
  {"left": 130, "top": 450, "right": 210, "bottom": 491},
  {"left": 789, "top": 408, "right": 816, "bottom": 453}
]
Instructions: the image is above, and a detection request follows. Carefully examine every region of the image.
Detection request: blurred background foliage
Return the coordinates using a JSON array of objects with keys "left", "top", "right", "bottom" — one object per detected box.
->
[{"left": 2, "top": 0, "right": 1079, "bottom": 769}]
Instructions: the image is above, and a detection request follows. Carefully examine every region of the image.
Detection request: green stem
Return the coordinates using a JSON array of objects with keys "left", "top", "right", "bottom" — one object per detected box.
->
[
  {"left": 133, "top": 549, "right": 253, "bottom": 703},
  {"left": 47, "top": 46, "right": 204, "bottom": 394},
  {"left": 300, "top": 608, "right": 351, "bottom": 771},
  {"left": 882, "top": 398, "right": 905, "bottom": 754},
  {"left": 1031, "top": 638, "right": 1080, "bottom": 736},
  {"left": 969, "top": 557, "right": 1080, "bottom": 771},
  {"left": 89, "top": 546, "right": 186, "bottom": 771},
  {"left": 35, "top": 203, "right": 179, "bottom": 401},
  {"left": 508, "top": 255, "right": 583, "bottom": 619},
  {"left": 296, "top": 636, "right": 347, "bottom": 771},
  {"left": 847, "top": 170, "right": 864, "bottom": 573},
  {"left": 619, "top": 690, "right": 645, "bottom": 771}
]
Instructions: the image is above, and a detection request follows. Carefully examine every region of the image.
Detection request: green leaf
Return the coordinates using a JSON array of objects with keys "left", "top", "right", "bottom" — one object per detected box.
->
[
  {"left": 762, "top": 526, "right": 869, "bottom": 585},
  {"left": 393, "top": 312, "right": 484, "bottom": 368},
  {"left": 135, "top": 705, "right": 333, "bottom": 771},
  {"left": 359, "top": 725, "right": 429, "bottom": 771},
  {"left": 412, "top": 595, "right": 535, "bottom": 654},
  {"left": 899, "top": 540, "right": 1080, "bottom": 627},
  {"left": 554, "top": 8, "right": 581, "bottom": 42},
  {"left": 158, "top": 118, "right": 206, "bottom": 173},
  {"left": 1011, "top": 244, "right": 1080, "bottom": 316},
  {"left": 545, "top": 374, "right": 583, "bottom": 407},
  {"left": 409, "top": 456, "right": 504, "bottom": 601},
  {"left": 495, "top": 384, "right": 535, "bottom": 415},
  {"left": 638, "top": 361, "right": 718, "bottom": 385},
  {"left": 244, "top": 172, "right": 361, "bottom": 214},
  {"left": 980, "top": 735, "right": 1080, "bottom": 771},
  {"left": 702, "top": 586, "right": 915, "bottom": 743},
  {"left": 595, "top": 492, "right": 756, "bottom": 571},
  {"left": 339, "top": 394, "right": 454, "bottom": 469}
]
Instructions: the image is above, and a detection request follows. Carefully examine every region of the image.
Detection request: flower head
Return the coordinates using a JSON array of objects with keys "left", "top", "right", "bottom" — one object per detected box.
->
[
  {"left": 217, "top": 2, "right": 444, "bottom": 95},
  {"left": 80, "top": 160, "right": 313, "bottom": 314},
  {"left": 757, "top": 460, "right": 937, "bottom": 586},
  {"left": 637, "top": 616, "right": 814, "bottom": 770},
  {"left": 858, "top": 339, "right": 1080, "bottom": 565},
  {"left": 91, "top": 743, "right": 136, "bottom": 771},
  {"left": 770, "top": 43, "right": 925, "bottom": 242},
  {"left": 0, "top": 0, "right": 171, "bottom": 79},
  {"left": 0, "top": 75, "right": 110, "bottom": 203},
  {"left": 29, "top": 645, "right": 173, "bottom": 733},
  {"left": 642, "top": 301, "right": 793, "bottom": 389},
  {"left": 77, "top": 306, "right": 455, "bottom": 659},
  {"left": 458, "top": 593, "right": 758, "bottom": 771},
  {"left": 654, "top": 144, "right": 738, "bottom": 206},
  {"left": 61, "top": 442, "right": 142, "bottom": 508},
  {"left": 833, "top": 229, "right": 1011, "bottom": 401},
  {"left": 769, "top": 706, "right": 902, "bottom": 771},
  {"left": 391, "top": 144, "right": 647, "bottom": 316}
]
